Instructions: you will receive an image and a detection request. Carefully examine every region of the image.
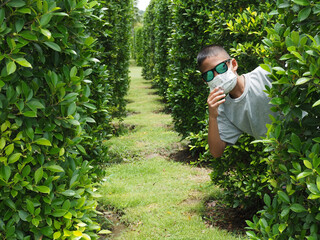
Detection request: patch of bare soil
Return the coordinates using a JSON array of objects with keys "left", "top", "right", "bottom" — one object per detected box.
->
[
  {"left": 203, "top": 199, "right": 259, "bottom": 235},
  {"left": 97, "top": 207, "right": 127, "bottom": 240},
  {"left": 111, "top": 122, "right": 136, "bottom": 136},
  {"left": 169, "top": 147, "right": 198, "bottom": 165}
]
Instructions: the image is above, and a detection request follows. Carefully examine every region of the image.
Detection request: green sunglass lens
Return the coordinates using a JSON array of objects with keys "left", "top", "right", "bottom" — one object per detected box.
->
[
  {"left": 215, "top": 62, "right": 228, "bottom": 74},
  {"left": 205, "top": 71, "right": 214, "bottom": 82}
]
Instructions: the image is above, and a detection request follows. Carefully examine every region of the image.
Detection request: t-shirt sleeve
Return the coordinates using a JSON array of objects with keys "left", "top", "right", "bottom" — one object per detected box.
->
[{"left": 217, "top": 108, "right": 243, "bottom": 145}]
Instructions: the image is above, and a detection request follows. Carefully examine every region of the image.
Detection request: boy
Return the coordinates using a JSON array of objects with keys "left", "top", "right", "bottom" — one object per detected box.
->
[{"left": 197, "top": 44, "right": 277, "bottom": 158}]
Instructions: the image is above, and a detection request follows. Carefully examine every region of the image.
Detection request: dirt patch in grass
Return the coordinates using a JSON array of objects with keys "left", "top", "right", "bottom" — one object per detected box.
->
[
  {"left": 170, "top": 147, "right": 198, "bottom": 165},
  {"left": 111, "top": 122, "right": 137, "bottom": 136},
  {"left": 98, "top": 207, "right": 128, "bottom": 240},
  {"left": 203, "top": 200, "right": 256, "bottom": 235}
]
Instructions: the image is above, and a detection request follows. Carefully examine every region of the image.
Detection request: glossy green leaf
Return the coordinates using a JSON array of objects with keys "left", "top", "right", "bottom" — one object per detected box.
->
[
  {"left": 7, "top": 61, "right": 17, "bottom": 75},
  {"left": 40, "top": 13, "right": 52, "bottom": 26},
  {"left": 32, "top": 218, "right": 39, "bottom": 227},
  {"left": 293, "top": 0, "right": 310, "bottom": 6},
  {"left": 5, "top": 199, "right": 16, "bottom": 210},
  {"left": 68, "top": 119, "right": 80, "bottom": 126},
  {"left": 316, "top": 176, "right": 320, "bottom": 192},
  {"left": 70, "top": 66, "right": 77, "bottom": 78},
  {"left": 20, "top": 30, "right": 38, "bottom": 41},
  {"left": 280, "top": 54, "right": 294, "bottom": 61},
  {"left": 298, "top": 7, "right": 311, "bottom": 21},
  {"left": 297, "top": 170, "right": 313, "bottom": 179},
  {"left": 76, "top": 144, "right": 86, "bottom": 154},
  {"left": 62, "top": 93, "right": 78, "bottom": 102},
  {"left": 260, "top": 64, "right": 272, "bottom": 73},
  {"left": 34, "top": 138, "right": 51, "bottom": 146},
  {"left": 40, "top": 28, "right": 52, "bottom": 39},
  {"left": 278, "top": 2, "right": 290, "bottom": 8},
  {"left": 46, "top": 165, "right": 64, "bottom": 173},
  {"left": 291, "top": 133, "right": 301, "bottom": 151},
  {"left": 15, "top": 18, "right": 25, "bottom": 32},
  {"left": 7, "top": 0, "right": 26, "bottom": 7},
  {"left": 18, "top": 210, "right": 29, "bottom": 221},
  {"left": 61, "top": 190, "right": 76, "bottom": 196},
  {"left": 26, "top": 199, "right": 34, "bottom": 214},
  {"left": 67, "top": 102, "right": 77, "bottom": 116},
  {"left": 296, "top": 77, "right": 311, "bottom": 85},
  {"left": 17, "top": 7, "right": 31, "bottom": 14},
  {"left": 34, "top": 167, "right": 43, "bottom": 184},
  {"left": 303, "top": 160, "right": 312, "bottom": 169},
  {"left": 27, "top": 99, "right": 45, "bottom": 109},
  {"left": 36, "top": 186, "right": 50, "bottom": 194},
  {"left": 278, "top": 191, "right": 290, "bottom": 204},
  {"left": 51, "top": 209, "right": 67, "bottom": 217},
  {"left": 41, "top": 226, "right": 54, "bottom": 237},
  {"left": 312, "top": 99, "right": 320, "bottom": 108},
  {"left": 308, "top": 194, "right": 320, "bottom": 199},
  {"left": 23, "top": 111, "right": 37, "bottom": 117},
  {"left": 270, "top": 97, "right": 284, "bottom": 105},
  {"left": 279, "top": 223, "right": 286, "bottom": 233},
  {"left": 313, "top": 156, "right": 320, "bottom": 169},
  {"left": 307, "top": 183, "right": 319, "bottom": 194},
  {"left": 290, "top": 203, "right": 307, "bottom": 212},
  {"left": 2, "top": 165, "right": 11, "bottom": 182},
  {"left": 15, "top": 58, "right": 32, "bottom": 68},
  {"left": 99, "top": 230, "right": 112, "bottom": 235},
  {"left": 8, "top": 153, "right": 22, "bottom": 164},
  {"left": 0, "top": 80, "right": 5, "bottom": 88},
  {"left": 53, "top": 232, "right": 61, "bottom": 239},
  {"left": 264, "top": 194, "right": 271, "bottom": 207},
  {"left": 0, "top": 137, "right": 5, "bottom": 149},
  {"left": 82, "top": 102, "right": 96, "bottom": 109},
  {"left": 44, "top": 42, "right": 61, "bottom": 52}
]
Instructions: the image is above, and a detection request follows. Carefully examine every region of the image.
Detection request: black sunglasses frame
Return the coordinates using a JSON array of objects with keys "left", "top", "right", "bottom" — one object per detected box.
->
[{"left": 202, "top": 59, "right": 231, "bottom": 82}]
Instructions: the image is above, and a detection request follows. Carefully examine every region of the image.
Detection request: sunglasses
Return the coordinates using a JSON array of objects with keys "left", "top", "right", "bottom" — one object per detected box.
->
[{"left": 202, "top": 59, "right": 231, "bottom": 82}]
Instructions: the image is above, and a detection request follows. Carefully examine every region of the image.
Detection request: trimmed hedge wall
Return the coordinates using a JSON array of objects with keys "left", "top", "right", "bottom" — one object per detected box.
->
[
  {"left": 137, "top": 0, "right": 320, "bottom": 239},
  {"left": 0, "top": 0, "right": 132, "bottom": 239}
]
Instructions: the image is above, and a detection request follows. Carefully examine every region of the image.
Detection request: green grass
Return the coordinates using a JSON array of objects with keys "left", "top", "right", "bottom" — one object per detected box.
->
[{"left": 98, "top": 63, "right": 246, "bottom": 240}]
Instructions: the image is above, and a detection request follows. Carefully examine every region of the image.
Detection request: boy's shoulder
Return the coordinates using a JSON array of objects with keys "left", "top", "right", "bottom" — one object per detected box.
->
[
  {"left": 250, "top": 66, "right": 270, "bottom": 75},
  {"left": 247, "top": 66, "right": 271, "bottom": 81}
]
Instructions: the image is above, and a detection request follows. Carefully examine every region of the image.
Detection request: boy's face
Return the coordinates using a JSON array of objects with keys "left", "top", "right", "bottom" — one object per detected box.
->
[
  {"left": 200, "top": 54, "right": 232, "bottom": 83},
  {"left": 200, "top": 53, "right": 230, "bottom": 72}
]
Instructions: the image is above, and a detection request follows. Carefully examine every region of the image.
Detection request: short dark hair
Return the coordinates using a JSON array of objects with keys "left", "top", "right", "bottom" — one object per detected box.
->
[{"left": 197, "top": 44, "right": 230, "bottom": 67}]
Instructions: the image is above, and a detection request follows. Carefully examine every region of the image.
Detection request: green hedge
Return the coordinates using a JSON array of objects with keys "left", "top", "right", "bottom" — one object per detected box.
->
[
  {"left": 133, "top": 26, "right": 144, "bottom": 66},
  {"left": 0, "top": 0, "right": 132, "bottom": 239},
  {"left": 137, "top": 0, "right": 320, "bottom": 239},
  {"left": 246, "top": 1, "right": 320, "bottom": 239}
]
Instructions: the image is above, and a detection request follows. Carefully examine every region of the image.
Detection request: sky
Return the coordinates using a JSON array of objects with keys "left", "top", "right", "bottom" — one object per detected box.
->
[{"left": 137, "top": 0, "right": 151, "bottom": 11}]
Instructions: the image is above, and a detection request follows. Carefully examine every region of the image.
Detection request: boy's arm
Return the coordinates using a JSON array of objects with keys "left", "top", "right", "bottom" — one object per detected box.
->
[
  {"left": 207, "top": 87, "right": 227, "bottom": 158},
  {"left": 208, "top": 116, "right": 226, "bottom": 158}
]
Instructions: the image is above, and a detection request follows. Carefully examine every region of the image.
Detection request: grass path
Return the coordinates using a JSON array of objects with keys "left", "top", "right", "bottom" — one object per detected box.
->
[{"left": 98, "top": 64, "right": 244, "bottom": 240}]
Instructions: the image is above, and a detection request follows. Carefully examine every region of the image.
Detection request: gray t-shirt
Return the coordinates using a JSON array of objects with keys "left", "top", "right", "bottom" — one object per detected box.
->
[{"left": 217, "top": 66, "right": 277, "bottom": 145}]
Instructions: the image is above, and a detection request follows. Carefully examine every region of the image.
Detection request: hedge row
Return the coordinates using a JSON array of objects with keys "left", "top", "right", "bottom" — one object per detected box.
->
[
  {"left": 136, "top": 0, "right": 320, "bottom": 238},
  {"left": 0, "top": 0, "right": 132, "bottom": 239}
]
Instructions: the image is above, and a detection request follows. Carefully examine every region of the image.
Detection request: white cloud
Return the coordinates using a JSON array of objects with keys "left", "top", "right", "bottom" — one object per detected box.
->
[{"left": 137, "top": 0, "right": 151, "bottom": 11}]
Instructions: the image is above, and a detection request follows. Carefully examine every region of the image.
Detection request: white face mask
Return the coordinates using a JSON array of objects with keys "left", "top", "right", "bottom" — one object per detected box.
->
[{"left": 207, "top": 68, "right": 237, "bottom": 94}]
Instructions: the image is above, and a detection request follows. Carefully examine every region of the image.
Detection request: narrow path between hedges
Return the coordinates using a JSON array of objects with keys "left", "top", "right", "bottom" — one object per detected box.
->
[{"left": 98, "top": 62, "right": 244, "bottom": 240}]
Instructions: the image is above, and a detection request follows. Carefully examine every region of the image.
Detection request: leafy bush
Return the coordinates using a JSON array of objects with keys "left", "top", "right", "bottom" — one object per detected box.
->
[
  {"left": 141, "top": 0, "right": 156, "bottom": 81},
  {"left": 133, "top": 26, "right": 144, "bottom": 66},
  {"left": 0, "top": 0, "right": 132, "bottom": 239},
  {"left": 246, "top": 1, "right": 320, "bottom": 239}
]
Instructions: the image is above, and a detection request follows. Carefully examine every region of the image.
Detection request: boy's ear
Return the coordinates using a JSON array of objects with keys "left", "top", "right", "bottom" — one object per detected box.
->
[{"left": 231, "top": 58, "right": 238, "bottom": 72}]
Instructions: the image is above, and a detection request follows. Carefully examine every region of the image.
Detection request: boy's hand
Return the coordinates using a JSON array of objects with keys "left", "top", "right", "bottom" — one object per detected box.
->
[{"left": 207, "top": 87, "right": 226, "bottom": 119}]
